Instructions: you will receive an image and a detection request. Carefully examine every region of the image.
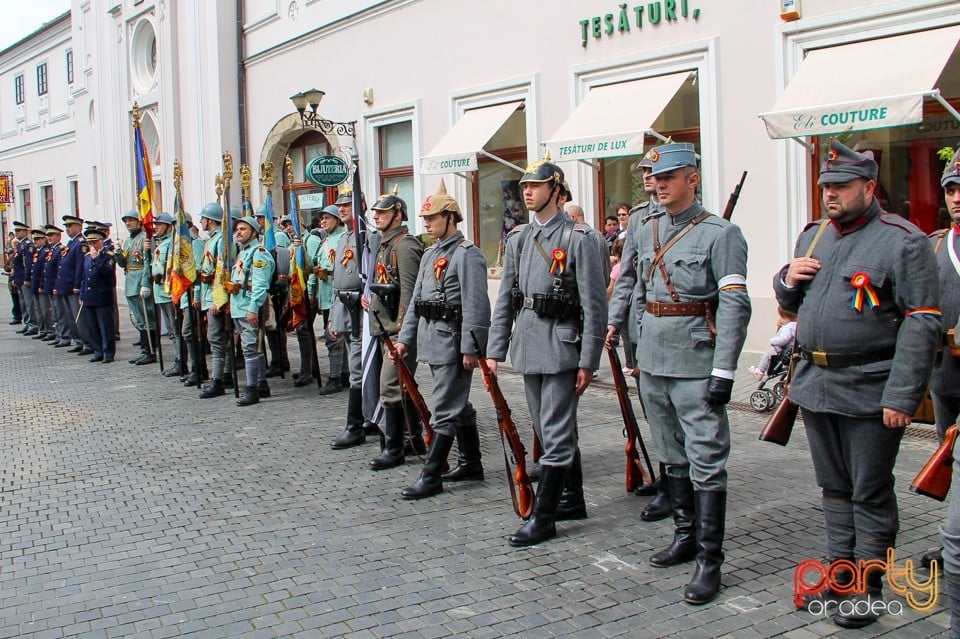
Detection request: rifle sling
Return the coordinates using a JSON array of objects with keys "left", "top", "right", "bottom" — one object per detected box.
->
[
  {"left": 646, "top": 213, "right": 712, "bottom": 302},
  {"left": 784, "top": 219, "right": 831, "bottom": 385}
]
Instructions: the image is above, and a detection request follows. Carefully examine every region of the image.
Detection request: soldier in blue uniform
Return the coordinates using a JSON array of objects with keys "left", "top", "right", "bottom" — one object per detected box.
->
[
  {"left": 775, "top": 140, "right": 940, "bottom": 628},
  {"left": 226, "top": 216, "right": 276, "bottom": 406},
  {"left": 395, "top": 181, "right": 489, "bottom": 499},
  {"left": 116, "top": 211, "right": 158, "bottom": 365},
  {"left": 78, "top": 227, "right": 117, "bottom": 362},
  {"left": 28, "top": 229, "right": 52, "bottom": 340},
  {"left": 42, "top": 225, "right": 68, "bottom": 347},
  {"left": 55, "top": 215, "right": 91, "bottom": 354},
  {"left": 256, "top": 206, "right": 291, "bottom": 379},
  {"left": 197, "top": 202, "right": 237, "bottom": 398},
  {"left": 10, "top": 221, "right": 30, "bottom": 332},
  {"left": 148, "top": 213, "right": 187, "bottom": 377},
  {"left": 16, "top": 223, "right": 38, "bottom": 336},
  {"left": 487, "top": 155, "right": 609, "bottom": 547}
]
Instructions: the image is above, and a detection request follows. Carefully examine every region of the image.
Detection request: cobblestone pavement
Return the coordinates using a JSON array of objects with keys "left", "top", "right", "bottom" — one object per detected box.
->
[{"left": 0, "top": 300, "right": 950, "bottom": 638}]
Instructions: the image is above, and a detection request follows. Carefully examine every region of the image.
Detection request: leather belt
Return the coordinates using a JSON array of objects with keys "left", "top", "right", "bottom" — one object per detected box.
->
[
  {"left": 522, "top": 297, "right": 535, "bottom": 309},
  {"left": 645, "top": 301, "right": 717, "bottom": 317},
  {"left": 124, "top": 265, "right": 144, "bottom": 271},
  {"left": 798, "top": 346, "right": 896, "bottom": 367}
]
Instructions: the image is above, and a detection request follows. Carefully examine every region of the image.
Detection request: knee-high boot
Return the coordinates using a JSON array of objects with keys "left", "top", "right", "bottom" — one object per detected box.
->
[
  {"left": 183, "top": 340, "right": 202, "bottom": 386},
  {"left": 403, "top": 396, "right": 426, "bottom": 455},
  {"left": 556, "top": 448, "right": 587, "bottom": 521},
  {"left": 649, "top": 472, "right": 697, "bottom": 567},
  {"left": 641, "top": 462, "right": 673, "bottom": 521},
  {"left": 370, "top": 404, "right": 405, "bottom": 470},
  {"left": 331, "top": 388, "right": 366, "bottom": 449},
  {"left": 946, "top": 572, "right": 960, "bottom": 639},
  {"left": 401, "top": 433, "right": 455, "bottom": 499},
  {"left": 265, "top": 330, "right": 282, "bottom": 377},
  {"left": 509, "top": 465, "right": 567, "bottom": 547},
  {"left": 442, "top": 404, "right": 484, "bottom": 481},
  {"left": 684, "top": 490, "right": 726, "bottom": 605}
]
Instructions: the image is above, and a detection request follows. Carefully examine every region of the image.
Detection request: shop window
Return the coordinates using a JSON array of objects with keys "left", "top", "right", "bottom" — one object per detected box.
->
[
  {"left": 378, "top": 121, "right": 414, "bottom": 230},
  {"left": 284, "top": 130, "right": 334, "bottom": 228},
  {"left": 19, "top": 188, "right": 31, "bottom": 227},
  {"left": 14, "top": 74, "right": 24, "bottom": 105},
  {"left": 809, "top": 96, "right": 960, "bottom": 233},
  {"left": 37, "top": 63, "right": 47, "bottom": 96}
]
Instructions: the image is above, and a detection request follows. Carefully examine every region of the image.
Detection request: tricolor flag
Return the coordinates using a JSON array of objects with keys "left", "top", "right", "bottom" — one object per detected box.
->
[
  {"left": 167, "top": 188, "right": 197, "bottom": 304},
  {"left": 132, "top": 108, "right": 155, "bottom": 238},
  {"left": 286, "top": 186, "right": 308, "bottom": 330}
]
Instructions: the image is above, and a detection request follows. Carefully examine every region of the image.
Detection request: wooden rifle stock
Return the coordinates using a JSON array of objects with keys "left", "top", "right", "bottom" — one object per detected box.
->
[
  {"left": 607, "top": 343, "right": 655, "bottom": 491},
  {"left": 911, "top": 424, "right": 958, "bottom": 501},
  {"left": 722, "top": 171, "right": 748, "bottom": 221},
  {"left": 372, "top": 311, "right": 434, "bottom": 447},
  {"left": 470, "top": 330, "right": 534, "bottom": 520},
  {"left": 759, "top": 395, "right": 799, "bottom": 446}
]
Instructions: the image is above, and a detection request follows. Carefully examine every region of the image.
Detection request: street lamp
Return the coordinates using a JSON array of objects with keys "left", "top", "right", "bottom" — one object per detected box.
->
[{"left": 289, "top": 88, "right": 355, "bottom": 137}]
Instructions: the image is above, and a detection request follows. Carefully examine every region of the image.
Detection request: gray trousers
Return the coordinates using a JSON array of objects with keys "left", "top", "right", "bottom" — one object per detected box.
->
[
  {"left": 942, "top": 449, "right": 960, "bottom": 574},
  {"left": 638, "top": 372, "right": 730, "bottom": 490},
  {"left": 28, "top": 286, "right": 42, "bottom": 332},
  {"left": 20, "top": 285, "right": 36, "bottom": 329},
  {"left": 802, "top": 409, "right": 903, "bottom": 561},
  {"left": 379, "top": 337, "right": 417, "bottom": 407},
  {"left": 157, "top": 302, "right": 183, "bottom": 361},
  {"left": 65, "top": 294, "right": 86, "bottom": 345},
  {"left": 37, "top": 293, "right": 54, "bottom": 335},
  {"left": 234, "top": 317, "right": 265, "bottom": 386},
  {"left": 932, "top": 391, "right": 960, "bottom": 442},
  {"left": 53, "top": 295, "right": 72, "bottom": 343},
  {"left": 429, "top": 363, "right": 473, "bottom": 438},
  {"left": 345, "top": 329, "right": 363, "bottom": 388},
  {"left": 127, "top": 294, "right": 156, "bottom": 331},
  {"left": 523, "top": 370, "right": 579, "bottom": 468},
  {"left": 206, "top": 307, "right": 234, "bottom": 380}
]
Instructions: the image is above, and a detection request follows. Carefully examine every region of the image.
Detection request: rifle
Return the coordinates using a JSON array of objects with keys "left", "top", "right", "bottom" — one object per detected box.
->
[
  {"left": 607, "top": 342, "right": 655, "bottom": 491},
  {"left": 372, "top": 310, "right": 434, "bottom": 448},
  {"left": 910, "top": 425, "right": 958, "bottom": 501},
  {"left": 760, "top": 340, "right": 800, "bottom": 446},
  {"left": 722, "top": 171, "right": 748, "bottom": 221},
  {"left": 471, "top": 329, "right": 534, "bottom": 520},
  {"left": 152, "top": 298, "right": 165, "bottom": 372},
  {"left": 222, "top": 152, "right": 240, "bottom": 397}
]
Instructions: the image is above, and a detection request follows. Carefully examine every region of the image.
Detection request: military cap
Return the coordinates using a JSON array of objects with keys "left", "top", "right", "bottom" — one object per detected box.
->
[
  {"left": 120, "top": 210, "right": 139, "bottom": 222},
  {"left": 254, "top": 205, "right": 275, "bottom": 220},
  {"left": 419, "top": 179, "right": 462, "bottom": 223},
  {"left": 44, "top": 224, "right": 63, "bottom": 235},
  {"left": 236, "top": 215, "right": 261, "bottom": 235},
  {"left": 334, "top": 184, "right": 353, "bottom": 206},
  {"left": 635, "top": 146, "right": 659, "bottom": 171},
  {"left": 229, "top": 205, "right": 242, "bottom": 221},
  {"left": 12, "top": 221, "right": 28, "bottom": 230},
  {"left": 372, "top": 186, "right": 408, "bottom": 220},
  {"left": 83, "top": 228, "right": 106, "bottom": 241},
  {"left": 153, "top": 212, "right": 176, "bottom": 226},
  {"left": 86, "top": 221, "right": 108, "bottom": 231},
  {"left": 942, "top": 147, "right": 960, "bottom": 187},
  {"left": 647, "top": 142, "right": 698, "bottom": 177},
  {"left": 31, "top": 229, "right": 45, "bottom": 239},
  {"left": 818, "top": 139, "right": 878, "bottom": 185},
  {"left": 319, "top": 204, "right": 341, "bottom": 221},
  {"left": 61, "top": 215, "right": 84, "bottom": 226},
  {"left": 519, "top": 153, "right": 564, "bottom": 187},
  {"left": 199, "top": 202, "right": 223, "bottom": 222}
]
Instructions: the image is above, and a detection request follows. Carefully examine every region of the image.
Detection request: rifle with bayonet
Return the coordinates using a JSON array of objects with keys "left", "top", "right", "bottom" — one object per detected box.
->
[
  {"left": 723, "top": 171, "right": 747, "bottom": 221},
  {"left": 471, "top": 330, "right": 534, "bottom": 520},
  {"left": 607, "top": 341, "right": 654, "bottom": 491}
]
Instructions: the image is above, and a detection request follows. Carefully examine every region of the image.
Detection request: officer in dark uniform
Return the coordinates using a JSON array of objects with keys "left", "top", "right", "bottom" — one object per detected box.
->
[
  {"left": 395, "top": 180, "right": 489, "bottom": 498},
  {"left": 15, "top": 222, "right": 37, "bottom": 335},
  {"left": 774, "top": 139, "right": 940, "bottom": 628},
  {"left": 29, "top": 229, "right": 53, "bottom": 340},
  {"left": 42, "top": 225, "right": 67, "bottom": 346},
  {"left": 487, "top": 155, "right": 608, "bottom": 547},
  {"left": 56, "top": 215, "right": 91, "bottom": 354},
  {"left": 367, "top": 189, "right": 425, "bottom": 470},
  {"left": 78, "top": 227, "right": 117, "bottom": 362}
]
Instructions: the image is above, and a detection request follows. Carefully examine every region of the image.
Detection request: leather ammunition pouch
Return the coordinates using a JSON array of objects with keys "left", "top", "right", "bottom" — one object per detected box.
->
[
  {"left": 337, "top": 290, "right": 361, "bottom": 309},
  {"left": 370, "top": 282, "right": 400, "bottom": 321},
  {"left": 199, "top": 272, "right": 215, "bottom": 284},
  {"left": 222, "top": 281, "right": 241, "bottom": 295},
  {"left": 313, "top": 267, "right": 329, "bottom": 281},
  {"left": 522, "top": 292, "right": 580, "bottom": 320},
  {"left": 151, "top": 274, "right": 164, "bottom": 284},
  {"left": 415, "top": 300, "right": 462, "bottom": 322}
]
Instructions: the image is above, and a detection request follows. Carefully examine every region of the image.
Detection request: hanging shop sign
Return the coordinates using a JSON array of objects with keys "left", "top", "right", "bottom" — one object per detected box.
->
[
  {"left": 579, "top": 1, "right": 701, "bottom": 48},
  {"left": 0, "top": 172, "right": 13, "bottom": 204},
  {"left": 305, "top": 155, "right": 349, "bottom": 187}
]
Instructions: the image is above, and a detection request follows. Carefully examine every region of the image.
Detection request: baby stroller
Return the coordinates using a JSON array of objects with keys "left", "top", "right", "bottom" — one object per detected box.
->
[{"left": 749, "top": 345, "right": 793, "bottom": 412}]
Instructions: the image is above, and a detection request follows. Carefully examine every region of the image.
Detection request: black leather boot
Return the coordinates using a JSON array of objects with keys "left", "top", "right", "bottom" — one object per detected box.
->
[
  {"left": 183, "top": 340, "right": 202, "bottom": 386},
  {"left": 199, "top": 378, "right": 225, "bottom": 399},
  {"left": 641, "top": 463, "right": 672, "bottom": 521},
  {"left": 402, "top": 433, "right": 455, "bottom": 499},
  {"left": 650, "top": 473, "right": 697, "bottom": 567},
  {"left": 920, "top": 547, "right": 943, "bottom": 571},
  {"left": 236, "top": 385, "right": 259, "bottom": 406},
  {"left": 331, "top": 388, "right": 366, "bottom": 449},
  {"left": 257, "top": 380, "right": 271, "bottom": 398},
  {"left": 163, "top": 359, "right": 184, "bottom": 377},
  {"left": 684, "top": 490, "right": 726, "bottom": 605},
  {"left": 528, "top": 462, "right": 541, "bottom": 483},
  {"left": 129, "top": 330, "right": 149, "bottom": 363},
  {"left": 833, "top": 569, "right": 884, "bottom": 628},
  {"left": 370, "top": 405, "right": 405, "bottom": 470},
  {"left": 557, "top": 449, "right": 587, "bottom": 521},
  {"left": 401, "top": 397, "right": 426, "bottom": 455},
  {"left": 509, "top": 465, "right": 567, "bottom": 547},
  {"left": 363, "top": 421, "right": 380, "bottom": 436},
  {"left": 945, "top": 571, "right": 960, "bottom": 639},
  {"left": 635, "top": 462, "right": 665, "bottom": 496},
  {"left": 442, "top": 404, "right": 484, "bottom": 482}
]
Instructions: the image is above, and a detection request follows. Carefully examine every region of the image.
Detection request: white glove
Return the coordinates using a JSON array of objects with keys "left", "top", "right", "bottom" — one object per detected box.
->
[{"left": 139, "top": 286, "right": 152, "bottom": 299}]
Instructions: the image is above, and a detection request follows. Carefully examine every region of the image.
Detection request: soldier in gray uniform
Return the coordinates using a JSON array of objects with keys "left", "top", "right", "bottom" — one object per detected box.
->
[
  {"left": 611, "top": 150, "right": 672, "bottom": 519},
  {"left": 199, "top": 204, "right": 240, "bottom": 399},
  {"left": 775, "top": 139, "right": 939, "bottom": 628},
  {"left": 367, "top": 190, "right": 424, "bottom": 470},
  {"left": 606, "top": 142, "right": 751, "bottom": 605},
  {"left": 487, "top": 155, "right": 608, "bottom": 547},
  {"left": 116, "top": 211, "right": 158, "bottom": 365},
  {"left": 395, "top": 181, "right": 489, "bottom": 499}
]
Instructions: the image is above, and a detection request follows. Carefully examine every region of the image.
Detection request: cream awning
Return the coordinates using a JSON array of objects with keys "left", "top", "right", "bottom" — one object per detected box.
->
[
  {"left": 760, "top": 26, "right": 960, "bottom": 139},
  {"left": 420, "top": 101, "right": 522, "bottom": 175},
  {"left": 544, "top": 72, "right": 690, "bottom": 162}
]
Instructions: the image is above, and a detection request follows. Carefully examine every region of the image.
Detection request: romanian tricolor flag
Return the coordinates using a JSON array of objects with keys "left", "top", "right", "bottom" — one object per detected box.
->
[
  {"left": 167, "top": 188, "right": 197, "bottom": 304},
  {"left": 132, "top": 107, "right": 156, "bottom": 238},
  {"left": 286, "top": 186, "right": 308, "bottom": 330},
  {"left": 212, "top": 182, "right": 233, "bottom": 312}
]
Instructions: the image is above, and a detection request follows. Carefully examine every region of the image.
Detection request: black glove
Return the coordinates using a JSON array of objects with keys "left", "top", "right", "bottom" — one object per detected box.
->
[{"left": 706, "top": 376, "right": 734, "bottom": 406}]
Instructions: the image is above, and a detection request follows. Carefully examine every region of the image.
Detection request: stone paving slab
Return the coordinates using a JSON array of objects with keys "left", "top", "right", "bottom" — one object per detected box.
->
[{"left": 0, "top": 299, "right": 950, "bottom": 638}]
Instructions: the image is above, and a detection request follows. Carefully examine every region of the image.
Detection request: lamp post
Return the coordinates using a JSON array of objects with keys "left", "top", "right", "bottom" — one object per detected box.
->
[{"left": 289, "top": 88, "right": 356, "bottom": 137}]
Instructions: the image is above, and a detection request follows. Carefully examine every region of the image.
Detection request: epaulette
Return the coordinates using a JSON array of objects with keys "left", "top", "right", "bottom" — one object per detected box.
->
[
  {"left": 80, "top": 244, "right": 90, "bottom": 254},
  {"left": 458, "top": 238, "right": 474, "bottom": 249},
  {"left": 506, "top": 224, "right": 526, "bottom": 238},
  {"left": 878, "top": 212, "right": 916, "bottom": 234},
  {"left": 801, "top": 219, "right": 825, "bottom": 233},
  {"left": 642, "top": 209, "right": 666, "bottom": 224},
  {"left": 629, "top": 201, "right": 649, "bottom": 216}
]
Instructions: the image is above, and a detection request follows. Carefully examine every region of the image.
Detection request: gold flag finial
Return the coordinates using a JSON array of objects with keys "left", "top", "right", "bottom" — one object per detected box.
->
[
  {"left": 284, "top": 155, "right": 294, "bottom": 185},
  {"left": 260, "top": 161, "right": 275, "bottom": 188},
  {"left": 214, "top": 173, "right": 224, "bottom": 199},
  {"left": 131, "top": 102, "right": 141, "bottom": 125},
  {"left": 222, "top": 152, "right": 234, "bottom": 182},
  {"left": 173, "top": 159, "right": 183, "bottom": 192},
  {"left": 240, "top": 164, "right": 251, "bottom": 201}
]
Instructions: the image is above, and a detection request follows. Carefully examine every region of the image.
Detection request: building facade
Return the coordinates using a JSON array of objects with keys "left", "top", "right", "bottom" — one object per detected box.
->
[{"left": 1, "top": 0, "right": 958, "bottom": 351}]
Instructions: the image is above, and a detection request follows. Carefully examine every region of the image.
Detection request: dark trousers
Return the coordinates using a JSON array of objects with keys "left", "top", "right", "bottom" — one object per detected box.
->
[
  {"left": 802, "top": 409, "right": 903, "bottom": 561},
  {"left": 9, "top": 282, "right": 21, "bottom": 321},
  {"left": 932, "top": 391, "right": 960, "bottom": 442},
  {"left": 83, "top": 304, "right": 116, "bottom": 358}
]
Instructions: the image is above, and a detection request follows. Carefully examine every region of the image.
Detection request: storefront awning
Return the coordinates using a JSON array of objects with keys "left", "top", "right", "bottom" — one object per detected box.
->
[
  {"left": 760, "top": 26, "right": 960, "bottom": 139},
  {"left": 544, "top": 72, "right": 690, "bottom": 162},
  {"left": 420, "top": 101, "right": 522, "bottom": 175}
]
